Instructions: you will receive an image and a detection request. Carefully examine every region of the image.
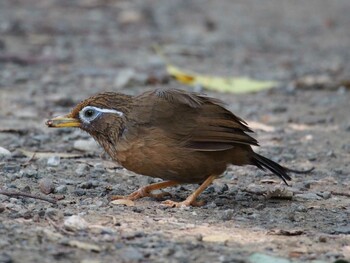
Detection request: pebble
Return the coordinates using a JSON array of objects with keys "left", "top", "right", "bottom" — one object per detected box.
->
[
  {"left": 74, "top": 189, "right": 86, "bottom": 196},
  {"left": 73, "top": 139, "right": 99, "bottom": 152},
  {"left": 294, "top": 193, "right": 322, "bottom": 201},
  {"left": 47, "top": 156, "right": 60, "bottom": 167},
  {"left": 78, "top": 181, "right": 93, "bottom": 189},
  {"left": 55, "top": 185, "right": 68, "bottom": 194},
  {"left": 333, "top": 226, "right": 350, "bottom": 234},
  {"left": 0, "top": 252, "right": 12, "bottom": 263},
  {"left": 221, "top": 209, "right": 234, "bottom": 221},
  {"left": 290, "top": 203, "right": 307, "bottom": 212},
  {"left": 93, "top": 163, "right": 105, "bottom": 173},
  {"left": 114, "top": 68, "right": 136, "bottom": 88},
  {"left": 3, "top": 165, "right": 20, "bottom": 173},
  {"left": 21, "top": 169, "right": 39, "bottom": 178},
  {"left": 45, "top": 208, "right": 61, "bottom": 218},
  {"left": 39, "top": 178, "right": 54, "bottom": 195},
  {"left": 119, "top": 247, "right": 144, "bottom": 262},
  {"left": 0, "top": 147, "right": 11, "bottom": 157},
  {"left": 75, "top": 163, "right": 90, "bottom": 176},
  {"left": 342, "top": 143, "right": 350, "bottom": 153},
  {"left": 64, "top": 215, "right": 88, "bottom": 231},
  {"left": 75, "top": 163, "right": 89, "bottom": 176},
  {"left": 317, "top": 191, "right": 331, "bottom": 199},
  {"left": 215, "top": 184, "right": 229, "bottom": 194}
]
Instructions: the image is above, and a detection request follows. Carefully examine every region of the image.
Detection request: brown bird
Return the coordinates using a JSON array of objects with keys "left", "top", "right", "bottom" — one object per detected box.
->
[{"left": 46, "top": 88, "right": 311, "bottom": 207}]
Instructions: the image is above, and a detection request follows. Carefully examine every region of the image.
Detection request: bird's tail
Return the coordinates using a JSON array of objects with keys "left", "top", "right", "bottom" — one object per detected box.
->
[{"left": 251, "top": 153, "right": 314, "bottom": 185}]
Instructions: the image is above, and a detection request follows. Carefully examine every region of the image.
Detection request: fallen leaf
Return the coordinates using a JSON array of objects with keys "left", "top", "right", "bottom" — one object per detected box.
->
[
  {"left": 19, "top": 149, "right": 83, "bottom": 159},
  {"left": 110, "top": 199, "right": 135, "bottom": 206},
  {"left": 166, "top": 64, "right": 277, "bottom": 93}
]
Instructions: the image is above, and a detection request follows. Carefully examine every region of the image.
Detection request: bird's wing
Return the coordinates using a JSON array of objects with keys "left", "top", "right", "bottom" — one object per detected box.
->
[{"left": 132, "top": 88, "right": 258, "bottom": 151}]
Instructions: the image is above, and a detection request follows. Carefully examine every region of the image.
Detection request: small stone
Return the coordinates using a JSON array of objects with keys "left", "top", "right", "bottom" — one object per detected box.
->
[
  {"left": 22, "top": 210, "right": 33, "bottom": 219},
  {"left": 73, "top": 189, "right": 86, "bottom": 196},
  {"left": 114, "top": 68, "right": 136, "bottom": 88},
  {"left": 47, "top": 156, "right": 60, "bottom": 167},
  {"left": 119, "top": 247, "right": 143, "bottom": 262},
  {"left": 318, "top": 235, "right": 327, "bottom": 242},
  {"left": 21, "top": 169, "right": 39, "bottom": 178},
  {"left": 39, "top": 178, "right": 54, "bottom": 195},
  {"left": 342, "top": 143, "right": 350, "bottom": 153},
  {"left": 64, "top": 215, "right": 88, "bottom": 231},
  {"left": 221, "top": 209, "right": 234, "bottom": 221},
  {"left": 75, "top": 163, "right": 90, "bottom": 176},
  {"left": 78, "top": 181, "right": 93, "bottom": 189},
  {"left": 93, "top": 163, "right": 105, "bottom": 173},
  {"left": 333, "top": 226, "right": 350, "bottom": 234},
  {"left": 3, "top": 165, "right": 20, "bottom": 173},
  {"left": 0, "top": 205, "right": 5, "bottom": 213},
  {"left": 290, "top": 203, "right": 307, "bottom": 212},
  {"left": 55, "top": 185, "right": 68, "bottom": 194},
  {"left": 45, "top": 208, "right": 61, "bottom": 219},
  {"left": 326, "top": 150, "right": 336, "bottom": 158},
  {"left": 317, "top": 191, "right": 331, "bottom": 199},
  {"left": 0, "top": 147, "right": 11, "bottom": 157},
  {"left": 73, "top": 139, "right": 99, "bottom": 152},
  {"left": 294, "top": 193, "right": 322, "bottom": 201},
  {"left": 215, "top": 184, "right": 229, "bottom": 194},
  {"left": 0, "top": 252, "right": 12, "bottom": 263}
]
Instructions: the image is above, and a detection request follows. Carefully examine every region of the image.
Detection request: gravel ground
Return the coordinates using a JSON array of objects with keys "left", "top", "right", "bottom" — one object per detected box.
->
[{"left": 0, "top": 1, "right": 349, "bottom": 262}]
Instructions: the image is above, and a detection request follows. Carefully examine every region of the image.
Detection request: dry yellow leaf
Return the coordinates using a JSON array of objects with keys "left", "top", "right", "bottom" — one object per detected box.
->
[{"left": 167, "top": 64, "right": 277, "bottom": 94}]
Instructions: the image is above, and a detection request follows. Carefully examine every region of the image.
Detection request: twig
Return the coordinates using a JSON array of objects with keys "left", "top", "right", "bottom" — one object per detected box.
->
[
  {"left": 331, "top": 191, "right": 350, "bottom": 197},
  {"left": 22, "top": 153, "right": 37, "bottom": 168},
  {"left": 46, "top": 216, "right": 71, "bottom": 235},
  {"left": 0, "top": 189, "right": 57, "bottom": 204}
]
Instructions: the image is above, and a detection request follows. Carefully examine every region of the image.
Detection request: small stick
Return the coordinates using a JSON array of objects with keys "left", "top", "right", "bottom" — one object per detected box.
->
[
  {"left": 331, "top": 191, "right": 350, "bottom": 198},
  {"left": 0, "top": 189, "right": 57, "bottom": 204},
  {"left": 22, "top": 153, "right": 37, "bottom": 168}
]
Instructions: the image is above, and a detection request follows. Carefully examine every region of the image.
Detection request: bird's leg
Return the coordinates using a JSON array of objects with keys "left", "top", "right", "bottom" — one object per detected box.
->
[
  {"left": 110, "top": 180, "right": 180, "bottom": 201},
  {"left": 162, "top": 174, "right": 218, "bottom": 208}
]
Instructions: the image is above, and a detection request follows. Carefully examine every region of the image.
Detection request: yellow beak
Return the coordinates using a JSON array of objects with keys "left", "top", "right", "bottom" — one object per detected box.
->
[{"left": 46, "top": 116, "right": 80, "bottom": 128}]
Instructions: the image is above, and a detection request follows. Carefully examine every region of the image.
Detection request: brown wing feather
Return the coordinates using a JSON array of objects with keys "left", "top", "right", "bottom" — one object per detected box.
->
[{"left": 132, "top": 88, "right": 257, "bottom": 151}]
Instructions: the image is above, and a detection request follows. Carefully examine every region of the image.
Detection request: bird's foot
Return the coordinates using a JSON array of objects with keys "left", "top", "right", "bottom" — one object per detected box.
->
[
  {"left": 110, "top": 186, "right": 172, "bottom": 201},
  {"left": 162, "top": 199, "right": 205, "bottom": 208}
]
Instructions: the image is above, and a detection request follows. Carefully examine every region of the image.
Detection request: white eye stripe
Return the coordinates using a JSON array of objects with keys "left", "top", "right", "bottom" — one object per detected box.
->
[{"left": 81, "top": 106, "right": 124, "bottom": 117}]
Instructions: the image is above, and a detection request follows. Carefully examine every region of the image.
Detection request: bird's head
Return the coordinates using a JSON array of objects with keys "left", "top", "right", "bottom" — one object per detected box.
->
[{"left": 46, "top": 92, "right": 132, "bottom": 140}]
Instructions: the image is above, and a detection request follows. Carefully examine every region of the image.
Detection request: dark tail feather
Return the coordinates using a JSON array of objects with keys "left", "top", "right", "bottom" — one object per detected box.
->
[{"left": 252, "top": 153, "right": 291, "bottom": 185}]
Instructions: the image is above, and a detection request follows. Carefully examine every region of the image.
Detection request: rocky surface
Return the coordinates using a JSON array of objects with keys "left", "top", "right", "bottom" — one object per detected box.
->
[{"left": 0, "top": 0, "right": 349, "bottom": 262}]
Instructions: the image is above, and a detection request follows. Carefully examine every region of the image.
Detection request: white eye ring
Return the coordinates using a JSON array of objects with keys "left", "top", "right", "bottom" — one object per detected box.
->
[{"left": 79, "top": 106, "right": 124, "bottom": 123}]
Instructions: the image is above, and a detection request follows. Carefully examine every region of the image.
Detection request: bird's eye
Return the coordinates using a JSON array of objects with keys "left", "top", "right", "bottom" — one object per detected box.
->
[
  {"left": 79, "top": 106, "right": 101, "bottom": 123},
  {"left": 84, "top": 109, "right": 94, "bottom": 118}
]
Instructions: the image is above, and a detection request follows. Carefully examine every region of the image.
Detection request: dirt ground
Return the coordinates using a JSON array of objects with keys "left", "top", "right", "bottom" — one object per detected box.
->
[{"left": 0, "top": 0, "right": 350, "bottom": 262}]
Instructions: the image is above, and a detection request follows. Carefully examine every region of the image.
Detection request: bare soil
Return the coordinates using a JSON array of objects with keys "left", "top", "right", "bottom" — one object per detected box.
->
[{"left": 0, "top": 1, "right": 349, "bottom": 262}]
